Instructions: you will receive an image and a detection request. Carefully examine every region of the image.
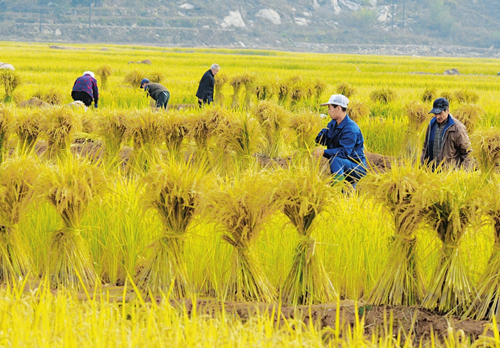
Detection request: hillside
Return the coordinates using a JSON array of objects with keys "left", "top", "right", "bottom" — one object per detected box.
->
[{"left": 1, "top": 0, "right": 500, "bottom": 56}]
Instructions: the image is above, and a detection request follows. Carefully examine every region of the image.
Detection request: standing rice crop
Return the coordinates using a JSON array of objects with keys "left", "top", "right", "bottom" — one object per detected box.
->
[
  {"left": 205, "top": 169, "right": 278, "bottom": 302},
  {"left": 0, "top": 156, "right": 39, "bottom": 282},
  {"left": 360, "top": 163, "right": 427, "bottom": 306},
  {"left": 37, "top": 157, "right": 107, "bottom": 289},
  {"left": 289, "top": 111, "right": 323, "bottom": 150},
  {"left": 40, "top": 106, "right": 81, "bottom": 161},
  {"left": 0, "top": 70, "right": 21, "bottom": 103},
  {"left": 277, "top": 160, "right": 337, "bottom": 305},
  {"left": 466, "top": 179, "right": 500, "bottom": 320},
  {"left": 417, "top": 171, "right": 481, "bottom": 314},
  {"left": 14, "top": 108, "right": 42, "bottom": 156},
  {"left": 136, "top": 159, "right": 204, "bottom": 296},
  {"left": 0, "top": 106, "right": 13, "bottom": 162},
  {"left": 454, "top": 105, "right": 485, "bottom": 134},
  {"left": 470, "top": 128, "right": 500, "bottom": 181},
  {"left": 253, "top": 101, "right": 289, "bottom": 157},
  {"left": 402, "top": 101, "right": 430, "bottom": 159},
  {"left": 95, "top": 65, "right": 112, "bottom": 91}
]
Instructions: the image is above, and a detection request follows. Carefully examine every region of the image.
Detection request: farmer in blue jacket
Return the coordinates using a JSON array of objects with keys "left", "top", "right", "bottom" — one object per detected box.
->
[{"left": 313, "top": 94, "right": 367, "bottom": 187}]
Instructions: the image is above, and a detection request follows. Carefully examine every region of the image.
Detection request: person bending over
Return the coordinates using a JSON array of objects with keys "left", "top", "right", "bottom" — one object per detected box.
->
[
  {"left": 140, "top": 78, "right": 170, "bottom": 110},
  {"left": 72, "top": 71, "right": 98, "bottom": 108}
]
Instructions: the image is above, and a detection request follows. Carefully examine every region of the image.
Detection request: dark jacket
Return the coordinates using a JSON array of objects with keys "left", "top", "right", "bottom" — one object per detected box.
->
[
  {"left": 196, "top": 69, "right": 215, "bottom": 102},
  {"left": 421, "top": 114, "right": 472, "bottom": 169},
  {"left": 72, "top": 74, "right": 99, "bottom": 103},
  {"left": 316, "top": 115, "right": 366, "bottom": 166},
  {"left": 145, "top": 83, "right": 168, "bottom": 101}
]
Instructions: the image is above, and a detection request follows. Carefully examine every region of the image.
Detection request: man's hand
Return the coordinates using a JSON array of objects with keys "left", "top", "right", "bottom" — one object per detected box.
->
[
  {"left": 198, "top": 98, "right": 203, "bottom": 103},
  {"left": 312, "top": 147, "right": 324, "bottom": 159}
]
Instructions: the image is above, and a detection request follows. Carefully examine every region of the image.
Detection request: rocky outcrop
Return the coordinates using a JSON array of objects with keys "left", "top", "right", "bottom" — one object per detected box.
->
[
  {"left": 256, "top": 9, "right": 281, "bottom": 25},
  {"left": 221, "top": 11, "right": 245, "bottom": 28}
]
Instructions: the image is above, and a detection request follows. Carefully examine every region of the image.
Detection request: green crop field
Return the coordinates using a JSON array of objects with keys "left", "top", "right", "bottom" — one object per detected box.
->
[{"left": 0, "top": 41, "right": 499, "bottom": 346}]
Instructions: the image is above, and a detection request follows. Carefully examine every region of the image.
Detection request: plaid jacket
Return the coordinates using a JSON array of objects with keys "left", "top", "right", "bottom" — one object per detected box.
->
[{"left": 72, "top": 74, "right": 99, "bottom": 103}]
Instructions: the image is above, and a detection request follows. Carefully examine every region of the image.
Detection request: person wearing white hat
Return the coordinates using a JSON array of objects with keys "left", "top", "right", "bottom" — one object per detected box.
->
[
  {"left": 71, "top": 71, "right": 99, "bottom": 108},
  {"left": 313, "top": 94, "right": 366, "bottom": 187}
]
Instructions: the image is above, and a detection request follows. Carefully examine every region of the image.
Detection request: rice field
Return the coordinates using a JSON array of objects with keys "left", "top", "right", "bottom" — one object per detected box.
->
[{"left": 0, "top": 41, "right": 500, "bottom": 346}]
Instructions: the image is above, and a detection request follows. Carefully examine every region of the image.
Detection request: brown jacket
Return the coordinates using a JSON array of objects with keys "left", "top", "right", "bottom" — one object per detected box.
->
[{"left": 420, "top": 114, "right": 472, "bottom": 169}]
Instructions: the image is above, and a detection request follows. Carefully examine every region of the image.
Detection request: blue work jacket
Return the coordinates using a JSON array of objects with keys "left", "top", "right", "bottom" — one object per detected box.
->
[{"left": 315, "top": 115, "right": 366, "bottom": 166}]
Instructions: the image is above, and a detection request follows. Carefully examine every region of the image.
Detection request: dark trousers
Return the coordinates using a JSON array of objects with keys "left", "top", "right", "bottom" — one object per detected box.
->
[
  {"left": 156, "top": 91, "right": 170, "bottom": 109},
  {"left": 71, "top": 91, "right": 93, "bottom": 107},
  {"left": 198, "top": 97, "right": 213, "bottom": 108}
]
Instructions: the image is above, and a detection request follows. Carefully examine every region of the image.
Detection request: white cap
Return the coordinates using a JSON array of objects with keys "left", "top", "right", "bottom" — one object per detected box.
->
[
  {"left": 320, "top": 94, "right": 349, "bottom": 108},
  {"left": 83, "top": 71, "right": 95, "bottom": 78}
]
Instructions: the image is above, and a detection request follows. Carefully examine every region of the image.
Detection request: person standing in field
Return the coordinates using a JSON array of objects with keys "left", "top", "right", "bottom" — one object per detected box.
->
[
  {"left": 196, "top": 63, "right": 219, "bottom": 108},
  {"left": 313, "top": 94, "right": 367, "bottom": 187},
  {"left": 421, "top": 97, "right": 472, "bottom": 170},
  {"left": 72, "top": 71, "right": 99, "bottom": 108},
  {"left": 140, "top": 78, "right": 170, "bottom": 110}
]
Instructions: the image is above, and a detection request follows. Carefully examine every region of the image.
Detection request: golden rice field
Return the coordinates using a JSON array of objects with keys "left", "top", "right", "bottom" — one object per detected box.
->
[{"left": 0, "top": 41, "right": 500, "bottom": 346}]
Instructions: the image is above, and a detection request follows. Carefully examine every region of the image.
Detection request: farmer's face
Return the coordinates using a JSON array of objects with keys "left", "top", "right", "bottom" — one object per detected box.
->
[
  {"left": 328, "top": 104, "right": 342, "bottom": 121},
  {"left": 434, "top": 109, "right": 449, "bottom": 124}
]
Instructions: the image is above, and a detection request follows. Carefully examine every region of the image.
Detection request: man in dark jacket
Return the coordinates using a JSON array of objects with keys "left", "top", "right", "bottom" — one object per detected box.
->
[
  {"left": 313, "top": 94, "right": 367, "bottom": 187},
  {"left": 196, "top": 64, "right": 219, "bottom": 108},
  {"left": 72, "top": 71, "right": 98, "bottom": 108},
  {"left": 140, "top": 78, "right": 170, "bottom": 109},
  {"left": 421, "top": 97, "right": 472, "bottom": 170}
]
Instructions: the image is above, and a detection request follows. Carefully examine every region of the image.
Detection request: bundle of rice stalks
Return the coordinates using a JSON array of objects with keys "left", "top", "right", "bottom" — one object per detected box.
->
[
  {"left": 205, "top": 169, "right": 278, "bottom": 302},
  {"left": 188, "top": 106, "right": 230, "bottom": 150},
  {"left": 289, "top": 111, "right": 323, "bottom": 150},
  {"left": 360, "top": 164, "right": 427, "bottom": 306},
  {"left": 96, "top": 65, "right": 112, "bottom": 90},
  {"left": 163, "top": 112, "right": 188, "bottom": 156},
  {"left": 94, "top": 110, "right": 130, "bottom": 162},
  {"left": 253, "top": 101, "right": 289, "bottom": 157},
  {"left": 470, "top": 128, "right": 500, "bottom": 180},
  {"left": 149, "top": 71, "right": 165, "bottom": 83},
  {"left": 454, "top": 90, "right": 479, "bottom": 104},
  {"left": 126, "top": 110, "right": 166, "bottom": 172},
  {"left": 253, "top": 83, "right": 275, "bottom": 101},
  {"left": 123, "top": 70, "right": 144, "bottom": 88},
  {"left": 347, "top": 101, "right": 370, "bottom": 123},
  {"left": 417, "top": 171, "right": 481, "bottom": 314},
  {"left": 402, "top": 101, "right": 430, "bottom": 159},
  {"left": 33, "top": 88, "right": 64, "bottom": 105},
  {"left": 230, "top": 75, "right": 244, "bottom": 109},
  {"left": 136, "top": 159, "right": 204, "bottom": 296},
  {"left": 440, "top": 91, "right": 454, "bottom": 103},
  {"left": 0, "top": 156, "right": 39, "bottom": 282},
  {"left": 453, "top": 104, "right": 485, "bottom": 134},
  {"left": 40, "top": 106, "right": 81, "bottom": 161},
  {"left": 313, "top": 79, "right": 327, "bottom": 101},
  {"left": 370, "top": 88, "right": 397, "bottom": 104},
  {"left": 0, "top": 70, "right": 21, "bottom": 103},
  {"left": 0, "top": 106, "right": 13, "bottom": 162},
  {"left": 290, "top": 84, "right": 308, "bottom": 107},
  {"left": 336, "top": 82, "right": 356, "bottom": 98},
  {"left": 214, "top": 72, "right": 229, "bottom": 105},
  {"left": 216, "top": 113, "right": 262, "bottom": 159},
  {"left": 466, "top": 180, "right": 500, "bottom": 320},
  {"left": 422, "top": 88, "right": 437, "bottom": 103},
  {"left": 277, "top": 80, "right": 290, "bottom": 105},
  {"left": 14, "top": 108, "right": 42, "bottom": 156},
  {"left": 37, "top": 157, "right": 107, "bottom": 289},
  {"left": 241, "top": 73, "right": 257, "bottom": 108},
  {"left": 277, "top": 160, "right": 337, "bottom": 305}
]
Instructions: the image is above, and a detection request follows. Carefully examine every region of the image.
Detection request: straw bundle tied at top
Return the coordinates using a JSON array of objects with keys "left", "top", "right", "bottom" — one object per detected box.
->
[
  {"left": 277, "top": 160, "right": 337, "bottom": 305},
  {"left": 207, "top": 169, "right": 278, "bottom": 302},
  {"left": 417, "top": 170, "right": 481, "bottom": 314}
]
